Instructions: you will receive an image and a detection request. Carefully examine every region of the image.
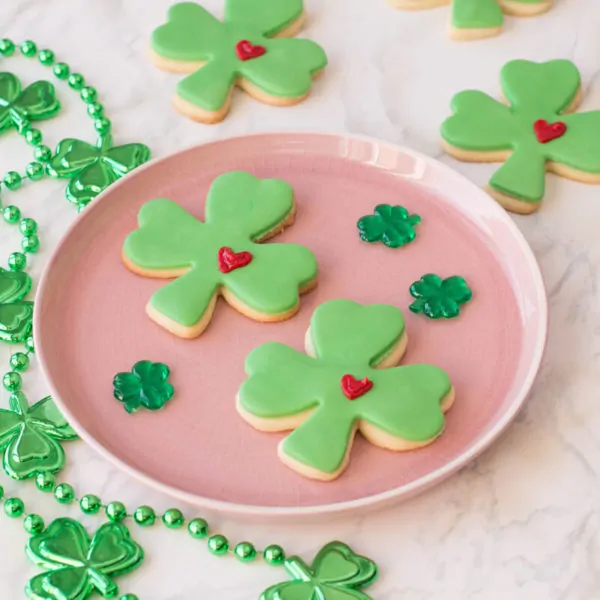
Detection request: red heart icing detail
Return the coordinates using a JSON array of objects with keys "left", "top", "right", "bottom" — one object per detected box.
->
[
  {"left": 533, "top": 119, "right": 567, "bottom": 144},
  {"left": 341, "top": 374, "right": 373, "bottom": 400},
  {"left": 235, "top": 40, "right": 267, "bottom": 61},
  {"left": 218, "top": 247, "right": 253, "bottom": 273}
]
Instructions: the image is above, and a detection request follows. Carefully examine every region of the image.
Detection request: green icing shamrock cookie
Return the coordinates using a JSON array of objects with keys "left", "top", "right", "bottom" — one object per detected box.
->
[
  {"left": 388, "top": 0, "right": 552, "bottom": 41},
  {"left": 149, "top": 1, "right": 327, "bottom": 123},
  {"left": 441, "top": 60, "right": 600, "bottom": 214},
  {"left": 123, "top": 171, "right": 318, "bottom": 339},
  {"left": 238, "top": 299, "right": 454, "bottom": 481}
]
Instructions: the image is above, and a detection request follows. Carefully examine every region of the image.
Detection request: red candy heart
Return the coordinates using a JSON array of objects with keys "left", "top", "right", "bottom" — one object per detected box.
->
[
  {"left": 533, "top": 119, "right": 567, "bottom": 143},
  {"left": 218, "top": 247, "right": 253, "bottom": 273},
  {"left": 235, "top": 40, "right": 267, "bottom": 61},
  {"left": 341, "top": 374, "right": 373, "bottom": 400}
]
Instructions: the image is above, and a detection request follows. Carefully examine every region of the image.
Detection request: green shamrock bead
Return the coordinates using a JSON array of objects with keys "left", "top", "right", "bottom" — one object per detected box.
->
[
  {"left": 80, "top": 494, "right": 102, "bottom": 515},
  {"left": 34, "top": 144, "right": 52, "bottom": 162},
  {"left": 188, "top": 518, "right": 209, "bottom": 539},
  {"left": 2, "top": 205, "right": 20, "bottom": 223},
  {"left": 80, "top": 86, "right": 98, "bottom": 103},
  {"left": 207, "top": 534, "right": 229, "bottom": 556},
  {"left": 22, "top": 234, "right": 40, "bottom": 253},
  {"left": 54, "top": 483, "right": 75, "bottom": 504},
  {"left": 19, "top": 218, "right": 38, "bottom": 235},
  {"left": 25, "top": 128, "right": 43, "bottom": 146},
  {"left": 94, "top": 117, "right": 111, "bottom": 134},
  {"left": 20, "top": 40, "right": 37, "bottom": 57},
  {"left": 35, "top": 471, "right": 56, "bottom": 492},
  {"left": 87, "top": 102, "right": 104, "bottom": 118},
  {"left": 357, "top": 204, "right": 421, "bottom": 249},
  {"left": 234, "top": 541, "right": 256, "bottom": 562},
  {"left": 67, "top": 73, "right": 85, "bottom": 90},
  {"left": 409, "top": 274, "right": 473, "bottom": 319},
  {"left": 113, "top": 360, "right": 174, "bottom": 413},
  {"left": 133, "top": 505, "right": 155, "bottom": 527},
  {"left": 106, "top": 501, "right": 127, "bottom": 523},
  {"left": 0, "top": 269, "right": 33, "bottom": 343},
  {"left": 162, "top": 508, "right": 184, "bottom": 528},
  {"left": 263, "top": 544, "right": 286, "bottom": 565},
  {"left": 38, "top": 49, "right": 55, "bottom": 65},
  {"left": 10, "top": 352, "right": 29, "bottom": 371},
  {"left": 3, "top": 371, "right": 22, "bottom": 392},
  {"left": 53, "top": 62, "right": 70, "bottom": 80},
  {"left": 8, "top": 252, "right": 27, "bottom": 271},
  {"left": 24, "top": 513, "right": 45, "bottom": 534},
  {"left": 4, "top": 496, "right": 25, "bottom": 517},
  {"left": 0, "top": 39, "right": 15, "bottom": 56},
  {"left": 4, "top": 171, "right": 22, "bottom": 190},
  {"left": 26, "top": 162, "right": 44, "bottom": 180}
]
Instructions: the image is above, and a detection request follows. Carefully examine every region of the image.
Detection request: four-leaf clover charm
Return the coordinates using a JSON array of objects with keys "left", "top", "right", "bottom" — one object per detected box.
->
[
  {"left": 357, "top": 204, "right": 421, "bottom": 249},
  {"left": 0, "top": 391, "right": 77, "bottom": 480},
  {"left": 0, "top": 72, "right": 60, "bottom": 133},
  {"left": 26, "top": 517, "right": 144, "bottom": 600},
  {"left": 113, "top": 361, "right": 174, "bottom": 413},
  {"left": 441, "top": 60, "right": 600, "bottom": 213},
  {"left": 409, "top": 274, "right": 472, "bottom": 319},
  {"left": 0, "top": 267, "right": 33, "bottom": 343},
  {"left": 261, "top": 541, "right": 378, "bottom": 600},
  {"left": 47, "top": 134, "right": 150, "bottom": 209}
]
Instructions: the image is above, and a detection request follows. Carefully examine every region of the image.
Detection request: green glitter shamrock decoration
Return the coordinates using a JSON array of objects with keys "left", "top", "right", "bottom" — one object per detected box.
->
[
  {"left": 113, "top": 360, "right": 174, "bottom": 413},
  {"left": 0, "top": 72, "right": 60, "bottom": 133},
  {"left": 409, "top": 274, "right": 472, "bottom": 319},
  {"left": 26, "top": 517, "right": 144, "bottom": 600},
  {"left": 0, "top": 267, "right": 33, "bottom": 343},
  {"left": 0, "top": 392, "right": 77, "bottom": 480},
  {"left": 47, "top": 134, "right": 150, "bottom": 209},
  {"left": 357, "top": 204, "right": 421, "bottom": 249},
  {"left": 261, "top": 541, "right": 378, "bottom": 600}
]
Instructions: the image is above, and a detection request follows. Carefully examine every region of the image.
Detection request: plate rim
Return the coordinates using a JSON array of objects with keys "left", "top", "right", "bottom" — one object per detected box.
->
[{"left": 34, "top": 131, "right": 548, "bottom": 519}]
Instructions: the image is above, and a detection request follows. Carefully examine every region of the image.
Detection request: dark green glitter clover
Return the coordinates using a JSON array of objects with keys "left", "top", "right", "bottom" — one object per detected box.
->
[
  {"left": 357, "top": 204, "right": 421, "bottom": 249},
  {"left": 113, "top": 360, "right": 174, "bottom": 413},
  {"left": 409, "top": 274, "right": 472, "bottom": 319}
]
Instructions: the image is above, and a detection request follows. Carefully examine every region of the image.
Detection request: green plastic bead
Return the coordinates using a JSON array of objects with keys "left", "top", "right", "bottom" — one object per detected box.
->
[
  {"left": 234, "top": 541, "right": 257, "bottom": 562},
  {"left": 8, "top": 252, "right": 26, "bottom": 272},
  {"left": 38, "top": 49, "right": 55, "bottom": 66},
  {"left": 2, "top": 205, "right": 21, "bottom": 224},
  {"left": 20, "top": 41, "right": 37, "bottom": 57},
  {"left": 26, "top": 162, "right": 44, "bottom": 181},
  {"left": 19, "top": 218, "right": 38, "bottom": 236},
  {"left": 133, "top": 505, "right": 155, "bottom": 527},
  {"left": 22, "top": 234, "right": 40, "bottom": 254},
  {"left": 53, "top": 62, "right": 70, "bottom": 80},
  {"left": 0, "top": 485, "right": 4, "bottom": 500},
  {"left": 87, "top": 102, "right": 104, "bottom": 118},
  {"left": 3, "top": 371, "right": 22, "bottom": 392},
  {"left": 4, "top": 171, "right": 22, "bottom": 190},
  {"left": 119, "top": 595, "right": 139, "bottom": 600},
  {"left": 0, "top": 39, "right": 15, "bottom": 56},
  {"left": 35, "top": 471, "right": 55, "bottom": 492},
  {"left": 80, "top": 86, "right": 98, "bottom": 103},
  {"left": 68, "top": 73, "right": 85, "bottom": 90},
  {"left": 24, "top": 129, "right": 43, "bottom": 146},
  {"left": 10, "top": 352, "right": 29, "bottom": 372},
  {"left": 24, "top": 513, "right": 45, "bottom": 534},
  {"left": 34, "top": 145, "right": 52, "bottom": 163},
  {"left": 54, "top": 483, "right": 75, "bottom": 504},
  {"left": 25, "top": 336, "right": 35, "bottom": 353},
  {"left": 263, "top": 544, "right": 286, "bottom": 565},
  {"left": 188, "top": 518, "right": 209, "bottom": 539},
  {"left": 80, "top": 494, "right": 102, "bottom": 515},
  {"left": 94, "top": 117, "right": 111, "bottom": 135},
  {"left": 106, "top": 501, "right": 127, "bottom": 523},
  {"left": 207, "top": 534, "right": 229, "bottom": 556},
  {"left": 4, "top": 497, "right": 25, "bottom": 518},
  {"left": 162, "top": 508, "right": 184, "bottom": 529}
]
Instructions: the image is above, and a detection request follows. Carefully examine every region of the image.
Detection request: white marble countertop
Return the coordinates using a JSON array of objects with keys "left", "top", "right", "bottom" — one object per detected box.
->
[{"left": 1, "top": 0, "right": 599, "bottom": 598}]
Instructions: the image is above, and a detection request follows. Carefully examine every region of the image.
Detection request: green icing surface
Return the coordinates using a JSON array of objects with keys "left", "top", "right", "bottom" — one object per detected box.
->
[
  {"left": 452, "top": 0, "right": 503, "bottom": 30},
  {"left": 441, "top": 60, "right": 600, "bottom": 204},
  {"left": 239, "top": 300, "right": 452, "bottom": 476},
  {"left": 151, "top": 2, "right": 327, "bottom": 111},
  {"left": 123, "top": 172, "right": 317, "bottom": 328}
]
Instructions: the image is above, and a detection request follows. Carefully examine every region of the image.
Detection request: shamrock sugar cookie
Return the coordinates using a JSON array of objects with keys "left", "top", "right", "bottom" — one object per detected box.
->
[
  {"left": 389, "top": 0, "right": 552, "bottom": 41},
  {"left": 122, "top": 171, "right": 318, "bottom": 338},
  {"left": 238, "top": 300, "right": 454, "bottom": 481},
  {"left": 441, "top": 60, "right": 600, "bottom": 214},
  {"left": 149, "top": 1, "right": 327, "bottom": 123}
]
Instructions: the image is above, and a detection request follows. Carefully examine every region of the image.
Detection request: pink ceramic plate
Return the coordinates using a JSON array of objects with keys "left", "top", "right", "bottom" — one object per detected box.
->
[{"left": 35, "top": 133, "right": 547, "bottom": 519}]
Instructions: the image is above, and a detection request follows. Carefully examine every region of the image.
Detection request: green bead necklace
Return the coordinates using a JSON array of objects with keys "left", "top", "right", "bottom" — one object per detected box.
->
[{"left": 0, "top": 38, "right": 379, "bottom": 600}]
